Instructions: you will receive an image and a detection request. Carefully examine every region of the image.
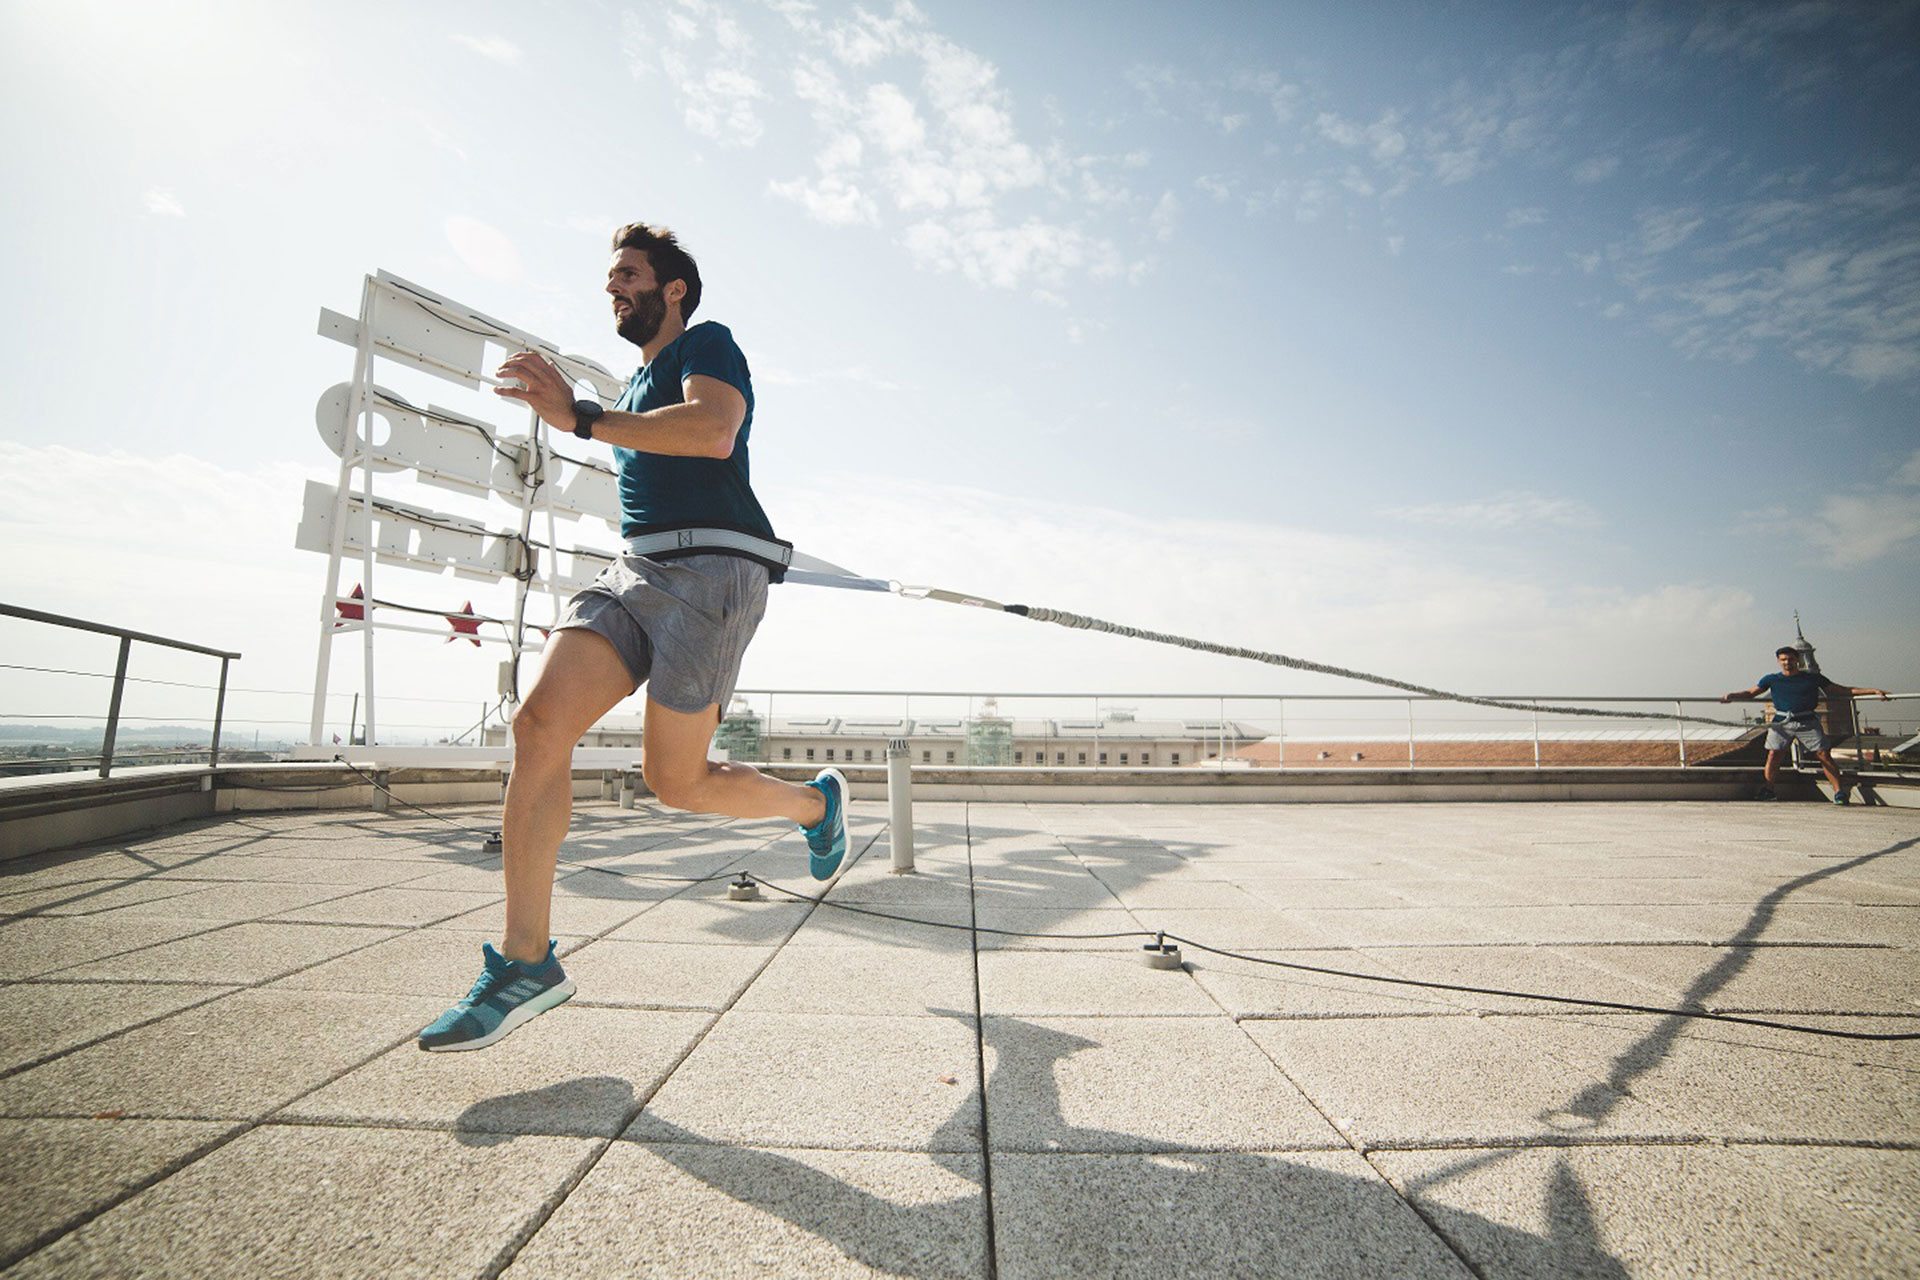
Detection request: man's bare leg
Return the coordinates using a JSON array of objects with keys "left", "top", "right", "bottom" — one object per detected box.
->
[
  {"left": 500, "top": 629, "right": 634, "bottom": 964},
  {"left": 641, "top": 697, "right": 827, "bottom": 827},
  {"left": 1813, "top": 748, "right": 1845, "bottom": 795},
  {"left": 1763, "top": 748, "right": 1785, "bottom": 789}
]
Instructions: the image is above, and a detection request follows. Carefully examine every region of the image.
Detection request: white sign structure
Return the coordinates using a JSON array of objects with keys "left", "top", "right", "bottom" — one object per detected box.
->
[{"left": 295, "top": 272, "right": 627, "bottom": 746}]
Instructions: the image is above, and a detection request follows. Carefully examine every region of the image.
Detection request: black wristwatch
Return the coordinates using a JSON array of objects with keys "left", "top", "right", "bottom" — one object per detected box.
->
[{"left": 571, "top": 399, "right": 605, "bottom": 439}]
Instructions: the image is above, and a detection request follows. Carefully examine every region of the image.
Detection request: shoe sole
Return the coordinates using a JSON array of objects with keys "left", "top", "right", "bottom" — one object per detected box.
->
[
  {"left": 809, "top": 767, "right": 850, "bottom": 881},
  {"left": 419, "top": 978, "right": 576, "bottom": 1052}
]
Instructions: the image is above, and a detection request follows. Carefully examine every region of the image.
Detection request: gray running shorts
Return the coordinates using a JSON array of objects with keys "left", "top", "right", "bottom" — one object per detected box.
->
[
  {"left": 1765, "top": 716, "right": 1829, "bottom": 753},
  {"left": 554, "top": 552, "right": 769, "bottom": 714}
]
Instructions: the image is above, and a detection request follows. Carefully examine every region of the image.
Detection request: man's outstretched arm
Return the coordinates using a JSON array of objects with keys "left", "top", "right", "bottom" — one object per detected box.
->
[
  {"left": 494, "top": 353, "right": 745, "bottom": 459},
  {"left": 1720, "top": 685, "right": 1765, "bottom": 703},
  {"left": 1823, "top": 678, "right": 1893, "bottom": 700}
]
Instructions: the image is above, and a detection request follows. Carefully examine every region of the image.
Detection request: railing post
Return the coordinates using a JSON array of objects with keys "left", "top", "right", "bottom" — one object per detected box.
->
[
  {"left": 887, "top": 737, "right": 915, "bottom": 873},
  {"left": 99, "top": 635, "right": 132, "bottom": 778},
  {"left": 1276, "top": 698, "right": 1286, "bottom": 771},
  {"left": 210, "top": 656, "right": 231, "bottom": 767},
  {"left": 1532, "top": 707, "right": 1541, "bottom": 769},
  {"left": 1407, "top": 699, "right": 1416, "bottom": 769},
  {"left": 1675, "top": 700, "right": 1688, "bottom": 768}
]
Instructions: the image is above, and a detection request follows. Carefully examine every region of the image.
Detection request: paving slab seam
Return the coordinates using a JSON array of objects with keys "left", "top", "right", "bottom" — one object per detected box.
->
[
  {"left": 0, "top": 986, "right": 242, "bottom": 1086},
  {"left": 0, "top": 1020, "right": 432, "bottom": 1270},
  {"left": 0, "top": 1120, "right": 248, "bottom": 1273},
  {"left": 964, "top": 803, "right": 1002, "bottom": 1280},
  {"left": 470, "top": 822, "right": 890, "bottom": 1279},
  {"left": 1182, "top": 912, "right": 1489, "bottom": 1279}
]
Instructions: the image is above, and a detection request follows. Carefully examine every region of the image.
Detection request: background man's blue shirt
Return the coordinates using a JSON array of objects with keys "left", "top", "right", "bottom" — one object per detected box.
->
[
  {"left": 611, "top": 321, "right": 776, "bottom": 542},
  {"left": 1756, "top": 671, "right": 1829, "bottom": 718}
]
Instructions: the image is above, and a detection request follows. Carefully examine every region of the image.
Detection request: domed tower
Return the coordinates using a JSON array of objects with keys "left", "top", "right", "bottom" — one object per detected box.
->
[{"left": 1789, "top": 612, "right": 1820, "bottom": 674}]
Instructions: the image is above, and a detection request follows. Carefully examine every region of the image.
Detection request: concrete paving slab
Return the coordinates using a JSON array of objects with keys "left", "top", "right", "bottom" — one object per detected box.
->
[
  {"left": 606, "top": 897, "right": 811, "bottom": 946},
  {"left": 1736, "top": 1145, "right": 1920, "bottom": 1248},
  {"left": 1087, "top": 876, "right": 1269, "bottom": 910},
  {"left": 1556, "top": 943, "right": 1917, "bottom": 1014},
  {"left": 627, "top": 1011, "right": 980, "bottom": 1151},
  {"left": 268, "top": 929, "right": 593, "bottom": 998},
  {"left": 4, "top": 1123, "right": 599, "bottom": 1280},
  {"left": 0, "top": 981, "right": 236, "bottom": 1075},
  {"left": 735, "top": 941, "right": 975, "bottom": 1017},
  {"left": 272, "top": 885, "right": 503, "bottom": 927},
  {"left": 1289, "top": 906, "right": 1519, "bottom": 948},
  {"left": 972, "top": 906, "right": 1148, "bottom": 951},
  {"left": 1233, "top": 877, "right": 1420, "bottom": 909},
  {"left": 0, "top": 1117, "right": 240, "bottom": 1269},
  {"left": 166, "top": 855, "right": 452, "bottom": 887},
  {"left": 557, "top": 938, "right": 776, "bottom": 1009},
  {"left": 782, "top": 900, "right": 977, "bottom": 949},
  {"left": 1124, "top": 907, "right": 1342, "bottom": 951},
  {"left": 976, "top": 949, "right": 1221, "bottom": 1017},
  {"left": 991, "top": 1150, "right": 1472, "bottom": 1279},
  {"left": 1371, "top": 1144, "right": 1920, "bottom": 1280},
  {"left": 0, "top": 878, "right": 214, "bottom": 917},
  {"left": 286, "top": 1006, "right": 713, "bottom": 1137},
  {"left": 502, "top": 1142, "right": 987, "bottom": 1280},
  {"left": 1515, "top": 1014, "right": 1920, "bottom": 1142},
  {"left": 1, "top": 915, "right": 226, "bottom": 979},
  {"left": 441, "top": 884, "right": 677, "bottom": 937},
  {"left": 59, "top": 921, "right": 400, "bottom": 985},
  {"left": 971, "top": 877, "right": 1123, "bottom": 910},
  {"left": 1241, "top": 1015, "right": 1688, "bottom": 1146},
  {"left": 1353, "top": 945, "right": 1686, "bottom": 1016},
  {"left": 1187, "top": 949, "right": 1461, "bottom": 1019},
  {"left": 1611, "top": 903, "right": 1836, "bottom": 944},
  {"left": 824, "top": 863, "right": 976, "bottom": 907},
  {"left": 1442, "top": 905, "right": 1687, "bottom": 945},
  {"left": 91, "top": 880, "right": 367, "bottom": 922},
  {"left": 0, "top": 989, "right": 444, "bottom": 1121},
  {"left": 983, "top": 1015, "right": 1344, "bottom": 1152}
]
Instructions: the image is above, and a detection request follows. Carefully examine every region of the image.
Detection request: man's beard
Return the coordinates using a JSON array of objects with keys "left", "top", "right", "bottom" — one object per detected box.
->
[{"left": 616, "top": 286, "right": 669, "bottom": 347}]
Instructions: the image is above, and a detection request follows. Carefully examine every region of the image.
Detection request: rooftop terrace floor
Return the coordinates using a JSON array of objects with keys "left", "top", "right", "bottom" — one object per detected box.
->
[{"left": 0, "top": 798, "right": 1915, "bottom": 1278}]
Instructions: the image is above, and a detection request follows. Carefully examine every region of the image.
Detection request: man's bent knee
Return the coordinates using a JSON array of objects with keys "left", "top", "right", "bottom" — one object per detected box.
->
[
  {"left": 511, "top": 698, "right": 583, "bottom": 762},
  {"left": 643, "top": 761, "right": 716, "bottom": 813}
]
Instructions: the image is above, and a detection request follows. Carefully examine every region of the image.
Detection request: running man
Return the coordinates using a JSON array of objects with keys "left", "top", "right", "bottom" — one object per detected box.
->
[
  {"left": 1721, "top": 647, "right": 1889, "bottom": 804},
  {"left": 419, "top": 223, "right": 848, "bottom": 1051}
]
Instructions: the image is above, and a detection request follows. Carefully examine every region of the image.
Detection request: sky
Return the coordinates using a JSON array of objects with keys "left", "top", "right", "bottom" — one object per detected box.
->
[{"left": 1, "top": 0, "right": 1916, "bottom": 745}]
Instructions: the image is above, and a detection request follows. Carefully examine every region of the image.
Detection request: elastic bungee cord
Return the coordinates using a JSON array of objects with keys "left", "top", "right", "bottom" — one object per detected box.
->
[{"left": 329, "top": 759, "right": 1919, "bottom": 1042}]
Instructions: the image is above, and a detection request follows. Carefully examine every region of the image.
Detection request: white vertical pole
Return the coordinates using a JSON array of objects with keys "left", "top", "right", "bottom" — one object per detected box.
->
[
  {"left": 308, "top": 275, "right": 376, "bottom": 745},
  {"left": 1675, "top": 701, "right": 1688, "bottom": 768},
  {"left": 358, "top": 289, "right": 381, "bottom": 746},
  {"left": 887, "top": 737, "right": 914, "bottom": 873}
]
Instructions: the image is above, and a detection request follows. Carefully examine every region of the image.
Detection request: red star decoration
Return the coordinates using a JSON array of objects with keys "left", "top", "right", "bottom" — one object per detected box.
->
[
  {"left": 446, "top": 602, "right": 483, "bottom": 646},
  {"left": 333, "top": 584, "right": 365, "bottom": 626}
]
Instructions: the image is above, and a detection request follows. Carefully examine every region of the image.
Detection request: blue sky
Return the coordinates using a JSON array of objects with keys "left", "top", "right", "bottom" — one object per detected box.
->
[{"left": 1, "top": 0, "right": 1915, "bottom": 741}]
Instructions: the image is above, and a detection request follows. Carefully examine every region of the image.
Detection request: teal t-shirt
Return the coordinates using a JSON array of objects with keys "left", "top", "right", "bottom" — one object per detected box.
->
[
  {"left": 1756, "top": 671, "right": 1828, "bottom": 718},
  {"left": 611, "top": 321, "right": 776, "bottom": 544}
]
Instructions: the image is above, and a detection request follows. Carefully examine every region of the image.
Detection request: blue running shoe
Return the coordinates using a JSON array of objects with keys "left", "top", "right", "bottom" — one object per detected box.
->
[
  {"left": 418, "top": 940, "right": 574, "bottom": 1052},
  {"left": 801, "top": 767, "right": 849, "bottom": 880}
]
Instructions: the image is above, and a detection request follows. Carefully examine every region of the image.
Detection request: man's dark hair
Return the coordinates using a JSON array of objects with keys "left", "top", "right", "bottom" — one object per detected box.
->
[
  {"left": 1776, "top": 646, "right": 1798, "bottom": 659},
  {"left": 613, "top": 222, "right": 701, "bottom": 320}
]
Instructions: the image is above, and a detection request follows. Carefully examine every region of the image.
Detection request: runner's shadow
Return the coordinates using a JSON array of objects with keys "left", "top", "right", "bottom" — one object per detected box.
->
[
  {"left": 616, "top": 1014, "right": 1628, "bottom": 1277},
  {"left": 452, "top": 1075, "right": 637, "bottom": 1147}
]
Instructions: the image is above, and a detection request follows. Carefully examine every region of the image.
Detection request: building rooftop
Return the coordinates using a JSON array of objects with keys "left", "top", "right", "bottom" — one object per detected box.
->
[{"left": 0, "top": 794, "right": 1914, "bottom": 1276}]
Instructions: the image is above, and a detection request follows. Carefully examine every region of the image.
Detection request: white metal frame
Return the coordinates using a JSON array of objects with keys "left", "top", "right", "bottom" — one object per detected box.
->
[{"left": 298, "top": 272, "right": 627, "bottom": 746}]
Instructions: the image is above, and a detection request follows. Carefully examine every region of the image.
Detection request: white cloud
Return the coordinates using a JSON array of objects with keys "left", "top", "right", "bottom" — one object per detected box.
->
[
  {"left": 444, "top": 215, "right": 524, "bottom": 284},
  {"left": 1387, "top": 491, "right": 1599, "bottom": 531},
  {"left": 755, "top": 3, "right": 1114, "bottom": 293},
  {"left": 1753, "top": 450, "right": 1920, "bottom": 568},
  {"left": 452, "top": 34, "right": 521, "bottom": 64},
  {"left": 143, "top": 188, "right": 186, "bottom": 217},
  {"left": 626, "top": 4, "right": 767, "bottom": 148},
  {"left": 1573, "top": 155, "right": 1618, "bottom": 183},
  {"left": 1147, "top": 190, "right": 1180, "bottom": 242}
]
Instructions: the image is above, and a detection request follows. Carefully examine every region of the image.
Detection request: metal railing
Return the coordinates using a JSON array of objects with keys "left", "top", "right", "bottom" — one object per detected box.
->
[
  {"left": 0, "top": 604, "right": 242, "bottom": 778},
  {"left": 710, "top": 688, "right": 1919, "bottom": 773}
]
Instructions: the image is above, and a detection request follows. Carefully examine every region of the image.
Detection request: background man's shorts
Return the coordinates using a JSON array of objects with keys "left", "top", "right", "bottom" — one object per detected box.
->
[
  {"left": 1766, "top": 716, "right": 1830, "bottom": 753},
  {"left": 554, "top": 553, "right": 769, "bottom": 715}
]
